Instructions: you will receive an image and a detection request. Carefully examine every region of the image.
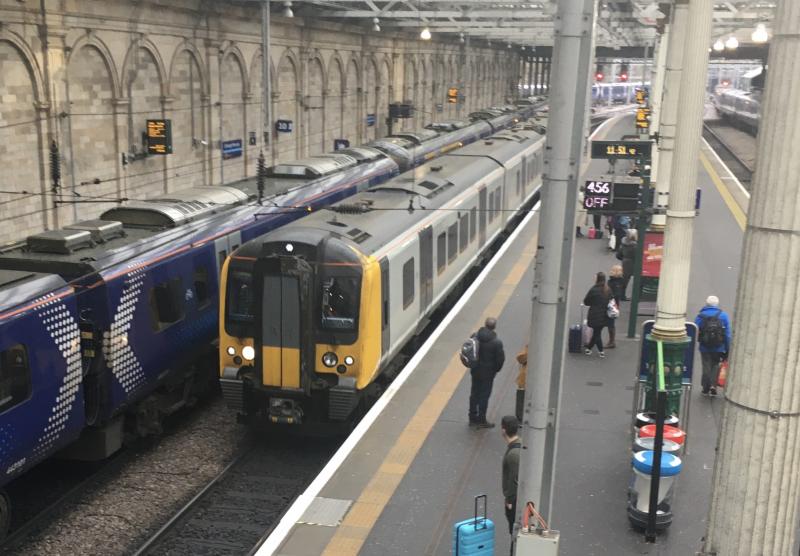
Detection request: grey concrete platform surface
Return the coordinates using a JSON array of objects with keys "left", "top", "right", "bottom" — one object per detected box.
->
[{"left": 265, "top": 116, "right": 747, "bottom": 556}]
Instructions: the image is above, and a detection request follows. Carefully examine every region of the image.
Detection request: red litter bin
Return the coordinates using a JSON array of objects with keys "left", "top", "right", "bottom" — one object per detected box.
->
[{"left": 638, "top": 424, "right": 686, "bottom": 448}]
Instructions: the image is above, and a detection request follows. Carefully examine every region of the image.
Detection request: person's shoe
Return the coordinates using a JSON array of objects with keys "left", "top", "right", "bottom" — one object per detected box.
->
[
  {"left": 606, "top": 343, "right": 616, "bottom": 349},
  {"left": 584, "top": 348, "right": 592, "bottom": 356},
  {"left": 599, "top": 351, "right": 606, "bottom": 358},
  {"left": 701, "top": 389, "right": 710, "bottom": 397},
  {"left": 477, "top": 421, "right": 496, "bottom": 429},
  {"left": 709, "top": 387, "right": 718, "bottom": 397},
  {"left": 576, "top": 230, "right": 584, "bottom": 238}
]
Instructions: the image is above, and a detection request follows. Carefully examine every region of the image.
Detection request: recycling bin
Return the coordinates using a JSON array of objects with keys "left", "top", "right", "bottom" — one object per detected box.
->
[
  {"left": 635, "top": 412, "right": 679, "bottom": 430},
  {"left": 633, "top": 436, "right": 681, "bottom": 455},
  {"left": 627, "top": 450, "right": 682, "bottom": 531},
  {"left": 638, "top": 424, "right": 686, "bottom": 453}
]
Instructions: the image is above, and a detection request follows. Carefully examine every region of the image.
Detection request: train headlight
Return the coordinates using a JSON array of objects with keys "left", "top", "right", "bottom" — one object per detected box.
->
[
  {"left": 322, "top": 352, "right": 338, "bottom": 367},
  {"left": 242, "top": 346, "right": 256, "bottom": 361},
  {"left": 226, "top": 346, "right": 236, "bottom": 356},
  {"left": 344, "top": 356, "right": 355, "bottom": 366}
]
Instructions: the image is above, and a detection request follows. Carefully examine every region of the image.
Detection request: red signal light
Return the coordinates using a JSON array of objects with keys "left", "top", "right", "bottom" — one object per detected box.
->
[
  {"left": 620, "top": 73, "right": 628, "bottom": 82},
  {"left": 595, "top": 72, "right": 604, "bottom": 81}
]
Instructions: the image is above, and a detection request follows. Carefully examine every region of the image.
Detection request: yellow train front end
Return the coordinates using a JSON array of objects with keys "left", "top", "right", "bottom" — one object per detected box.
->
[{"left": 219, "top": 230, "right": 383, "bottom": 428}]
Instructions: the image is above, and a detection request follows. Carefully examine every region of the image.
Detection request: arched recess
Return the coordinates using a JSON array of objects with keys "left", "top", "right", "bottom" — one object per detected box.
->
[
  {"left": 248, "top": 50, "right": 277, "bottom": 166},
  {"left": 306, "top": 56, "right": 325, "bottom": 156},
  {"left": 378, "top": 57, "right": 391, "bottom": 136},
  {"left": 169, "top": 46, "right": 207, "bottom": 190},
  {"left": 66, "top": 43, "right": 118, "bottom": 217},
  {"left": 220, "top": 49, "right": 248, "bottom": 182},
  {"left": 0, "top": 35, "right": 46, "bottom": 241},
  {"left": 446, "top": 55, "right": 457, "bottom": 119},
  {"left": 433, "top": 56, "right": 445, "bottom": 118},
  {"left": 325, "top": 56, "right": 344, "bottom": 150},
  {"left": 121, "top": 42, "right": 167, "bottom": 196},
  {"left": 343, "top": 56, "right": 361, "bottom": 144},
  {"left": 275, "top": 49, "right": 300, "bottom": 162},
  {"left": 364, "top": 56, "right": 379, "bottom": 141},
  {"left": 403, "top": 56, "right": 416, "bottom": 131}
]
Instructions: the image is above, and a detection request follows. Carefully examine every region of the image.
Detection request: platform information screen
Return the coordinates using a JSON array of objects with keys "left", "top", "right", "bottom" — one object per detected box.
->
[
  {"left": 146, "top": 119, "right": 172, "bottom": 155},
  {"left": 590, "top": 140, "right": 651, "bottom": 160},
  {"left": 583, "top": 179, "right": 641, "bottom": 214}
]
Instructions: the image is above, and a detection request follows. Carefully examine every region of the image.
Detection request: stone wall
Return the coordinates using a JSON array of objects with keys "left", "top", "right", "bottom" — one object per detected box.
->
[{"left": 0, "top": 0, "right": 521, "bottom": 243}]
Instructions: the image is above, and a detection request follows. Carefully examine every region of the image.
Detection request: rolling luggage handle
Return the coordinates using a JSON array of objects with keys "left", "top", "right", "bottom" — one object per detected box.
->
[
  {"left": 455, "top": 494, "right": 489, "bottom": 556},
  {"left": 473, "top": 493, "right": 488, "bottom": 530}
]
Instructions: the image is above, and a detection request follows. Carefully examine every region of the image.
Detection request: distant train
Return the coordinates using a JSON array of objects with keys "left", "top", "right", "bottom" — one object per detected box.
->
[
  {"left": 0, "top": 100, "right": 541, "bottom": 534},
  {"left": 712, "top": 88, "right": 761, "bottom": 134},
  {"left": 218, "top": 120, "right": 546, "bottom": 428},
  {"left": 592, "top": 82, "right": 649, "bottom": 105}
]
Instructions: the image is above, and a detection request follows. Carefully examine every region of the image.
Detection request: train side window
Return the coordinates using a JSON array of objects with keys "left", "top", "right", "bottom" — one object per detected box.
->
[
  {"left": 437, "top": 232, "right": 447, "bottom": 274},
  {"left": 193, "top": 266, "right": 210, "bottom": 307},
  {"left": 0, "top": 345, "right": 31, "bottom": 412},
  {"left": 149, "top": 277, "right": 185, "bottom": 331},
  {"left": 516, "top": 171, "right": 521, "bottom": 196},
  {"left": 402, "top": 258, "right": 415, "bottom": 309},
  {"left": 488, "top": 192, "right": 495, "bottom": 222},
  {"left": 447, "top": 223, "right": 458, "bottom": 262},
  {"left": 459, "top": 214, "right": 469, "bottom": 253},
  {"left": 469, "top": 207, "right": 477, "bottom": 242},
  {"left": 495, "top": 189, "right": 502, "bottom": 216}
]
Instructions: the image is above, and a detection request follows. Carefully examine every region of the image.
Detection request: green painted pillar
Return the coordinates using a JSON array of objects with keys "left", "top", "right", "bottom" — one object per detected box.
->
[{"left": 643, "top": 334, "right": 689, "bottom": 415}]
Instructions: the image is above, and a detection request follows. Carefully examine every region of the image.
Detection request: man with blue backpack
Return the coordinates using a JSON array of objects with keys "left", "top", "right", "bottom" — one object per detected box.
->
[
  {"left": 461, "top": 317, "right": 505, "bottom": 428},
  {"left": 694, "top": 295, "right": 732, "bottom": 396}
]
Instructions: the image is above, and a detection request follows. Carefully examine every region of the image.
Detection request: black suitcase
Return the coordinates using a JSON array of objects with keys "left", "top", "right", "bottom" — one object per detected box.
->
[{"left": 568, "top": 325, "right": 582, "bottom": 353}]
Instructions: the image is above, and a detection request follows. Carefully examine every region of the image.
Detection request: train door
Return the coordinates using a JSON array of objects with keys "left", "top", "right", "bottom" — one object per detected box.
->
[
  {"left": 214, "top": 230, "right": 242, "bottom": 277},
  {"left": 479, "top": 187, "right": 487, "bottom": 245},
  {"left": 380, "top": 258, "right": 390, "bottom": 355},
  {"left": 254, "top": 256, "right": 313, "bottom": 391},
  {"left": 418, "top": 226, "right": 433, "bottom": 311}
]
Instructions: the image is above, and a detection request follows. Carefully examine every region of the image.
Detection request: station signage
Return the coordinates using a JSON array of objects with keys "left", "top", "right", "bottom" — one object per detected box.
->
[
  {"left": 583, "top": 177, "right": 642, "bottom": 214},
  {"left": 146, "top": 119, "right": 172, "bottom": 155},
  {"left": 636, "top": 107, "right": 651, "bottom": 131},
  {"left": 642, "top": 231, "right": 663, "bottom": 277},
  {"left": 333, "top": 139, "right": 350, "bottom": 151},
  {"left": 366, "top": 114, "right": 377, "bottom": 127},
  {"left": 222, "top": 139, "right": 243, "bottom": 160},
  {"left": 447, "top": 87, "right": 459, "bottom": 104},
  {"left": 590, "top": 140, "right": 652, "bottom": 160},
  {"left": 275, "top": 119, "right": 293, "bottom": 133},
  {"left": 635, "top": 88, "right": 648, "bottom": 105},
  {"left": 436, "top": 103, "right": 444, "bottom": 113}
]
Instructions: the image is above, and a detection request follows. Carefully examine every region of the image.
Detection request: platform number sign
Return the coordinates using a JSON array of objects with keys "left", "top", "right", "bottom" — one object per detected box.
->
[
  {"left": 146, "top": 119, "right": 172, "bottom": 155},
  {"left": 636, "top": 108, "right": 651, "bottom": 131},
  {"left": 583, "top": 181, "right": 612, "bottom": 210},
  {"left": 276, "top": 119, "right": 293, "bottom": 133},
  {"left": 366, "top": 114, "right": 377, "bottom": 127}
]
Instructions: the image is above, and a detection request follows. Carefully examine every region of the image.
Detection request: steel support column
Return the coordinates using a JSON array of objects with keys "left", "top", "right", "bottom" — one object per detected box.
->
[{"left": 517, "top": 0, "right": 596, "bottom": 536}]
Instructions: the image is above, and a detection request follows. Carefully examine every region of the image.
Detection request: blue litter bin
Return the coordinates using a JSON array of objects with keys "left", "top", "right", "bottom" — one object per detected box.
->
[{"left": 627, "top": 450, "right": 682, "bottom": 530}]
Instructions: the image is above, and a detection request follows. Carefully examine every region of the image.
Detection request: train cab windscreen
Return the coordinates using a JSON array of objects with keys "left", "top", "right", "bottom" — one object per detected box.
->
[{"left": 320, "top": 276, "right": 360, "bottom": 331}]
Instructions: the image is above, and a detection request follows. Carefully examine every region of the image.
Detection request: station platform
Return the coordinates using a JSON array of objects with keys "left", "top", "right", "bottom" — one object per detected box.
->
[{"left": 260, "top": 115, "right": 747, "bottom": 556}]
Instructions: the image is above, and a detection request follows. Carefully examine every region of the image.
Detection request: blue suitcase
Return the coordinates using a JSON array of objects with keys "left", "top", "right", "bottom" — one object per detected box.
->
[
  {"left": 568, "top": 325, "right": 583, "bottom": 353},
  {"left": 452, "top": 494, "right": 495, "bottom": 555}
]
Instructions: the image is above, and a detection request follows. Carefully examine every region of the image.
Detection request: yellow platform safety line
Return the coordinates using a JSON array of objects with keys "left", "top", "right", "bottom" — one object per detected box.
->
[
  {"left": 322, "top": 228, "right": 540, "bottom": 556},
  {"left": 699, "top": 150, "right": 747, "bottom": 231}
]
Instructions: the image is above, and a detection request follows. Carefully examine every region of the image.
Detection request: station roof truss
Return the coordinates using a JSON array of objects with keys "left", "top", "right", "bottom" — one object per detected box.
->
[{"left": 260, "top": 0, "right": 777, "bottom": 51}]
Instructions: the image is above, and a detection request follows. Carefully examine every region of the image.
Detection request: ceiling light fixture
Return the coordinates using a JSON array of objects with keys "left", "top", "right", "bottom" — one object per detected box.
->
[
  {"left": 459, "top": 32, "right": 465, "bottom": 43},
  {"left": 372, "top": 17, "right": 380, "bottom": 32},
  {"left": 282, "top": 1, "right": 293, "bottom": 18},
  {"left": 752, "top": 23, "right": 768, "bottom": 43},
  {"left": 713, "top": 39, "right": 725, "bottom": 52},
  {"left": 725, "top": 36, "right": 739, "bottom": 50},
  {"left": 420, "top": 27, "right": 431, "bottom": 40}
]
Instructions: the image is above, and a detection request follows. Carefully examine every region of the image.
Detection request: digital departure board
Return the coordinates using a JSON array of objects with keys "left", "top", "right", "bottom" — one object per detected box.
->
[
  {"left": 590, "top": 140, "right": 652, "bottom": 160},
  {"left": 583, "top": 176, "right": 642, "bottom": 214},
  {"left": 146, "top": 119, "right": 172, "bottom": 155}
]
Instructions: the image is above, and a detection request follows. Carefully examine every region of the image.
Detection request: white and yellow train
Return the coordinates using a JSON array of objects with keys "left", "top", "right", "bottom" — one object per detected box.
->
[{"left": 218, "top": 121, "right": 547, "bottom": 427}]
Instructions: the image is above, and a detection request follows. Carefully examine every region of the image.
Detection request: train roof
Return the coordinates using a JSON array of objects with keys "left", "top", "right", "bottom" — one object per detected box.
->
[
  {"left": 236, "top": 125, "right": 544, "bottom": 259},
  {"left": 0, "top": 269, "right": 67, "bottom": 313}
]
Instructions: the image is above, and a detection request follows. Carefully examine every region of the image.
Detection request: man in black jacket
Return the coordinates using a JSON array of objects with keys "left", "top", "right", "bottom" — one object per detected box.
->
[{"left": 468, "top": 317, "right": 505, "bottom": 428}]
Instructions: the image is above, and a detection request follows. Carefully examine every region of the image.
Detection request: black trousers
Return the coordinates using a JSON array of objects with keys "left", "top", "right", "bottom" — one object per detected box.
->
[
  {"left": 468, "top": 375, "right": 494, "bottom": 423},
  {"left": 586, "top": 325, "right": 605, "bottom": 352},
  {"left": 505, "top": 498, "right": 517, "bottom": 535}
]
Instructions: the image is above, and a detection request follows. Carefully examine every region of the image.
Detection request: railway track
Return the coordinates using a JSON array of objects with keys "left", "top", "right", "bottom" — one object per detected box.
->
[
  {"left": 702, "top": 122, "right": 754, "bottom": 187},
  {"left": 132, "top": 438, "right": 337, "bottom": 556},
  {"left": 0, "top": 450, "right": 132, "bottom": 554}
]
